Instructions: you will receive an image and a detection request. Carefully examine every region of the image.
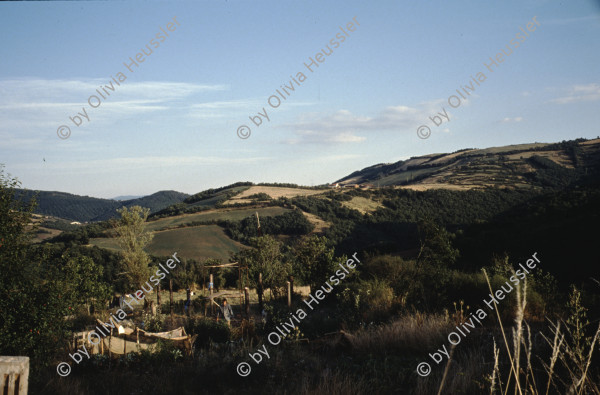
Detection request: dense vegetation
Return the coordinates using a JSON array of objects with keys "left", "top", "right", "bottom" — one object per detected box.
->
[
  {"left": 15, "top": 189, "right": 189, "bottom": 222},
  {"left": 220, "top": 209, "right": 314, "bottom": 243},
  {"left": 2, "top": 138, "right": 600, "bottom": 394}
]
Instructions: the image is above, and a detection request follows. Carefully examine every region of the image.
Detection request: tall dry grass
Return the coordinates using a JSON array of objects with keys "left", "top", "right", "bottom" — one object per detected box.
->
[{"left": 482, "top": 269, "right": 600, "bottom": 395}]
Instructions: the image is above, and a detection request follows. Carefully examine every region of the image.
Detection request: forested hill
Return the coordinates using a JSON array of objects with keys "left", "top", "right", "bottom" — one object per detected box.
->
[
  {"left": 336, "top": 138, "right": 600, "bottom": 189},
  {"left": 15, "top": 189, "right": 189, "bottom": 222}
]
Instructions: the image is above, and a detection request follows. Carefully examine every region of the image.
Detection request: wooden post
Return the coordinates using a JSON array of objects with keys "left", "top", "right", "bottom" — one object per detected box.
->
[
  {"left": 286, "top": 281, "right": 291, "bottom": 307},
  {"left": 289, "top": 275, "right": 294, "bottom": 298},
  {"left": 151, "top": 301, "right": 156, "bottom": 316},
  {"left": 258, "top": 272, "right": 264, "bottom": 313},
  {"left": 190, "top": 293, "right": 194, "bottom": 316},
  {"left": 169, "top": 279, "right": 174, "bottom": 317},
  {"left": 209, "top": 273, "right": 214, "bottom": 316},
  {"left": 0, "top": 356, "right": 29, "bottom": 395},
  {"left": 244, "top": 287, "right": 250, "bottom": 317},
  {"left": 157, "top": 283, "right": 161, "bottom": 313},
  {"left": 185, "top": 288, "right": 191, "bottom": 317}
]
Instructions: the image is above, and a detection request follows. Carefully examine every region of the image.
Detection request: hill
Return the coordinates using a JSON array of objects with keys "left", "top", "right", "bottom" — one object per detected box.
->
[
  {"left": 42, "top": 138, "right": 600, "bottom": 284},
  {"left": 16, "top": 189, "right": 189, "bottom": 222},
  {"left": 336, "top": 138, "right": 600, "bottom": 190},
  {"left": 89, "top": 225, "right": 246, "bottom": 262},
  {"left": 112, "top": 195, "right": 143, "bottom": 201}
]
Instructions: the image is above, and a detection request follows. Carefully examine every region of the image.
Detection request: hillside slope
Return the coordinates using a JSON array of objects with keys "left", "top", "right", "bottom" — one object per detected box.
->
[
  {"left": 336, "top": 138, "right": 600, "bottom": 190},
  {"left": 17, "top": 189, "right": 189, "bottom": 222}
]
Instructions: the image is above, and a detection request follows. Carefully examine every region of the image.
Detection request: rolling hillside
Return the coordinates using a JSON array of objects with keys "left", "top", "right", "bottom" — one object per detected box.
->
[
  {"left": 90, "top": 225, "right": 246, "bottom": 262},
  {"left": 42, "top": 138, "right": 600, "bottom": 279},
  {"left": 336, "top": 138, "right": 600, "bottom": 190},
  {"left": 16, "top": 189, "right": 189, "bottom": 222},
  {"left": 89, "top": 206, "right": 303, "bottom": 261}
]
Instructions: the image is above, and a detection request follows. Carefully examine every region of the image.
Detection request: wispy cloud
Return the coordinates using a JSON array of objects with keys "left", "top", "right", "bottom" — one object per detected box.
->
[
  {"left": 0, "top": 78, "right": 229, "bottom": 146},
  {"left": 0, "top": 79, "right": 227, "bottom": 106},
  {"left": 500, "top": 116, "right": 523, "bottom": 123},
  {"left": 280, "top": 102, "right": 444, "bottom": 145},
  {"left": 11, "top": 155, "right": 270, "bottom": 174},
  {"left": 549, "top": 83, "right": 600, "bottom": 104}
]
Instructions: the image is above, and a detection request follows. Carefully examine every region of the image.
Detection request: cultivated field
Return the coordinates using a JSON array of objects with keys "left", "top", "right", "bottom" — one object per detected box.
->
[
  {"left": 146, "top": 206, "right": 291, "bottom": 231},
  {"left": 222, "top": 186, "right": 327, "bottom": 204},
  {"left": 341, "top": 196, "right": 384, "bottom": 214},
  {"left": 299, "top": 210, "right": 331, "bottom": 233},
  {"left": 90, "top": 225, "right": 246, "bottom": 261}
]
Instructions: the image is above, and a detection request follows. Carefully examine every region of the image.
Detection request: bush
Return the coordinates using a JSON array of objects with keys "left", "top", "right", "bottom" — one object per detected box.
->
[
  {"left": 338, "top": 279, "right": 395, "bottom": 325},
  {"left": 185, "top": 317, "right": 230, "bottom": 348}
]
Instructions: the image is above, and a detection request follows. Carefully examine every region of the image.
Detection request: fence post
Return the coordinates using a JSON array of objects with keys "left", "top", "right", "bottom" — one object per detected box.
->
[
  {"left": 0, "top": 356, "right": 29, "bottom": 395},
  {"left": 157, "top": 283, "right": 161, "bottom": 313},
  {"left": 209, "top": 274, "right": 214, "bottom": 315},
  {"left": 258, "top": 272, "right": 264, "bottom": 313},
  {"left": 244, "top": 287, "right": 250, "bottom": 317},
  {"left": 169, "top": 279, "right": 174, "bottom": 317}
]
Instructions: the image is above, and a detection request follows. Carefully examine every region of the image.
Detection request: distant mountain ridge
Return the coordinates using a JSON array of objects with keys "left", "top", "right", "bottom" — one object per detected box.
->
[
  {"left": 112, "top": 195, "right": 144, "bottom": 201},
  {"left": 16, "top": 189, "right": 189, "bottom": 222}
]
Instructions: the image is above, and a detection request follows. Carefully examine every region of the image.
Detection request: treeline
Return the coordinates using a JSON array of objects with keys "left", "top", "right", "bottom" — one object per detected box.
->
[
  {"left": 152, "top": 182, "right": 329, "bottom": 219},
  {"left": 45, "top": 220, "right": 116, "bottom": 244},
  {"left": 220, "top": 209, "right": 314, "bottom": 243},
  {"left": 456, "top": 183, "right": 600, "bottom": 285},
  {"left": 183, "top": 182, "right": 253, "bottom": 204},
  {"left": 290, "top": 188, "right": 541, "bottom": 252},
  {"left": 14, "top": 189, "right": 189, "bottom": 222}
]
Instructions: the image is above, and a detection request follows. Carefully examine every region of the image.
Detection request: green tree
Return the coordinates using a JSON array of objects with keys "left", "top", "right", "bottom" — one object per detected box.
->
[
  {"left": 293, "top": 235, "right": 338, "bottom": 292},
  {"left": 59, "top": 253, "right": 112, "bottom": 313},
  {"left": 174, "top": 258, "right": 203, "bottom": 290},
  {"left": 114, "top": 206, "right": 153, "bottom": 290},
  {"left": 416, "top": 218, "right": 459, "bottom": 267},
  {"left": 237, "top": 235, "right": 290, "bottom": 298},
  {"left": 0, "top": 168, "right": 70, "bottom": 363}
]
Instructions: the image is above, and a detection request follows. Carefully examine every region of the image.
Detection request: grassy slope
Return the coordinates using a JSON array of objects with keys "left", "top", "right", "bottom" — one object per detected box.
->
[
  {"left": 90, "top": 225, "right": 245, "bottom": 261},
  {"left": 90, "top": 206, "right": 291, "bottom": 260},
  {"left": 146, "top": 206, "right": 290, "bottom": 231},
  {"left": 336, "top": 139, "right": 600, "bottom": 190},
  {"left": 223, "top": 185, "right": 327, "bottom": 204},
  {"left": 150, "top": 225, "right": 245, "bottom": 261}
]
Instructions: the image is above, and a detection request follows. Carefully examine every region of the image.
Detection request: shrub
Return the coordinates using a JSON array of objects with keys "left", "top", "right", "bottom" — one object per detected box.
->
[
  {"left": 338, "top": 278, "right": 395, "bottom": 324},
  {"left": 185, "top": 317, "right": 230, "bottom": 348}
]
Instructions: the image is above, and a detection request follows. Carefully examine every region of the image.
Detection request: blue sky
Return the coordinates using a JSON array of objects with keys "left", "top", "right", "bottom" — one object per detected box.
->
[{"left": 1, "top": 0, "right": 599, "bottom": 198}]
